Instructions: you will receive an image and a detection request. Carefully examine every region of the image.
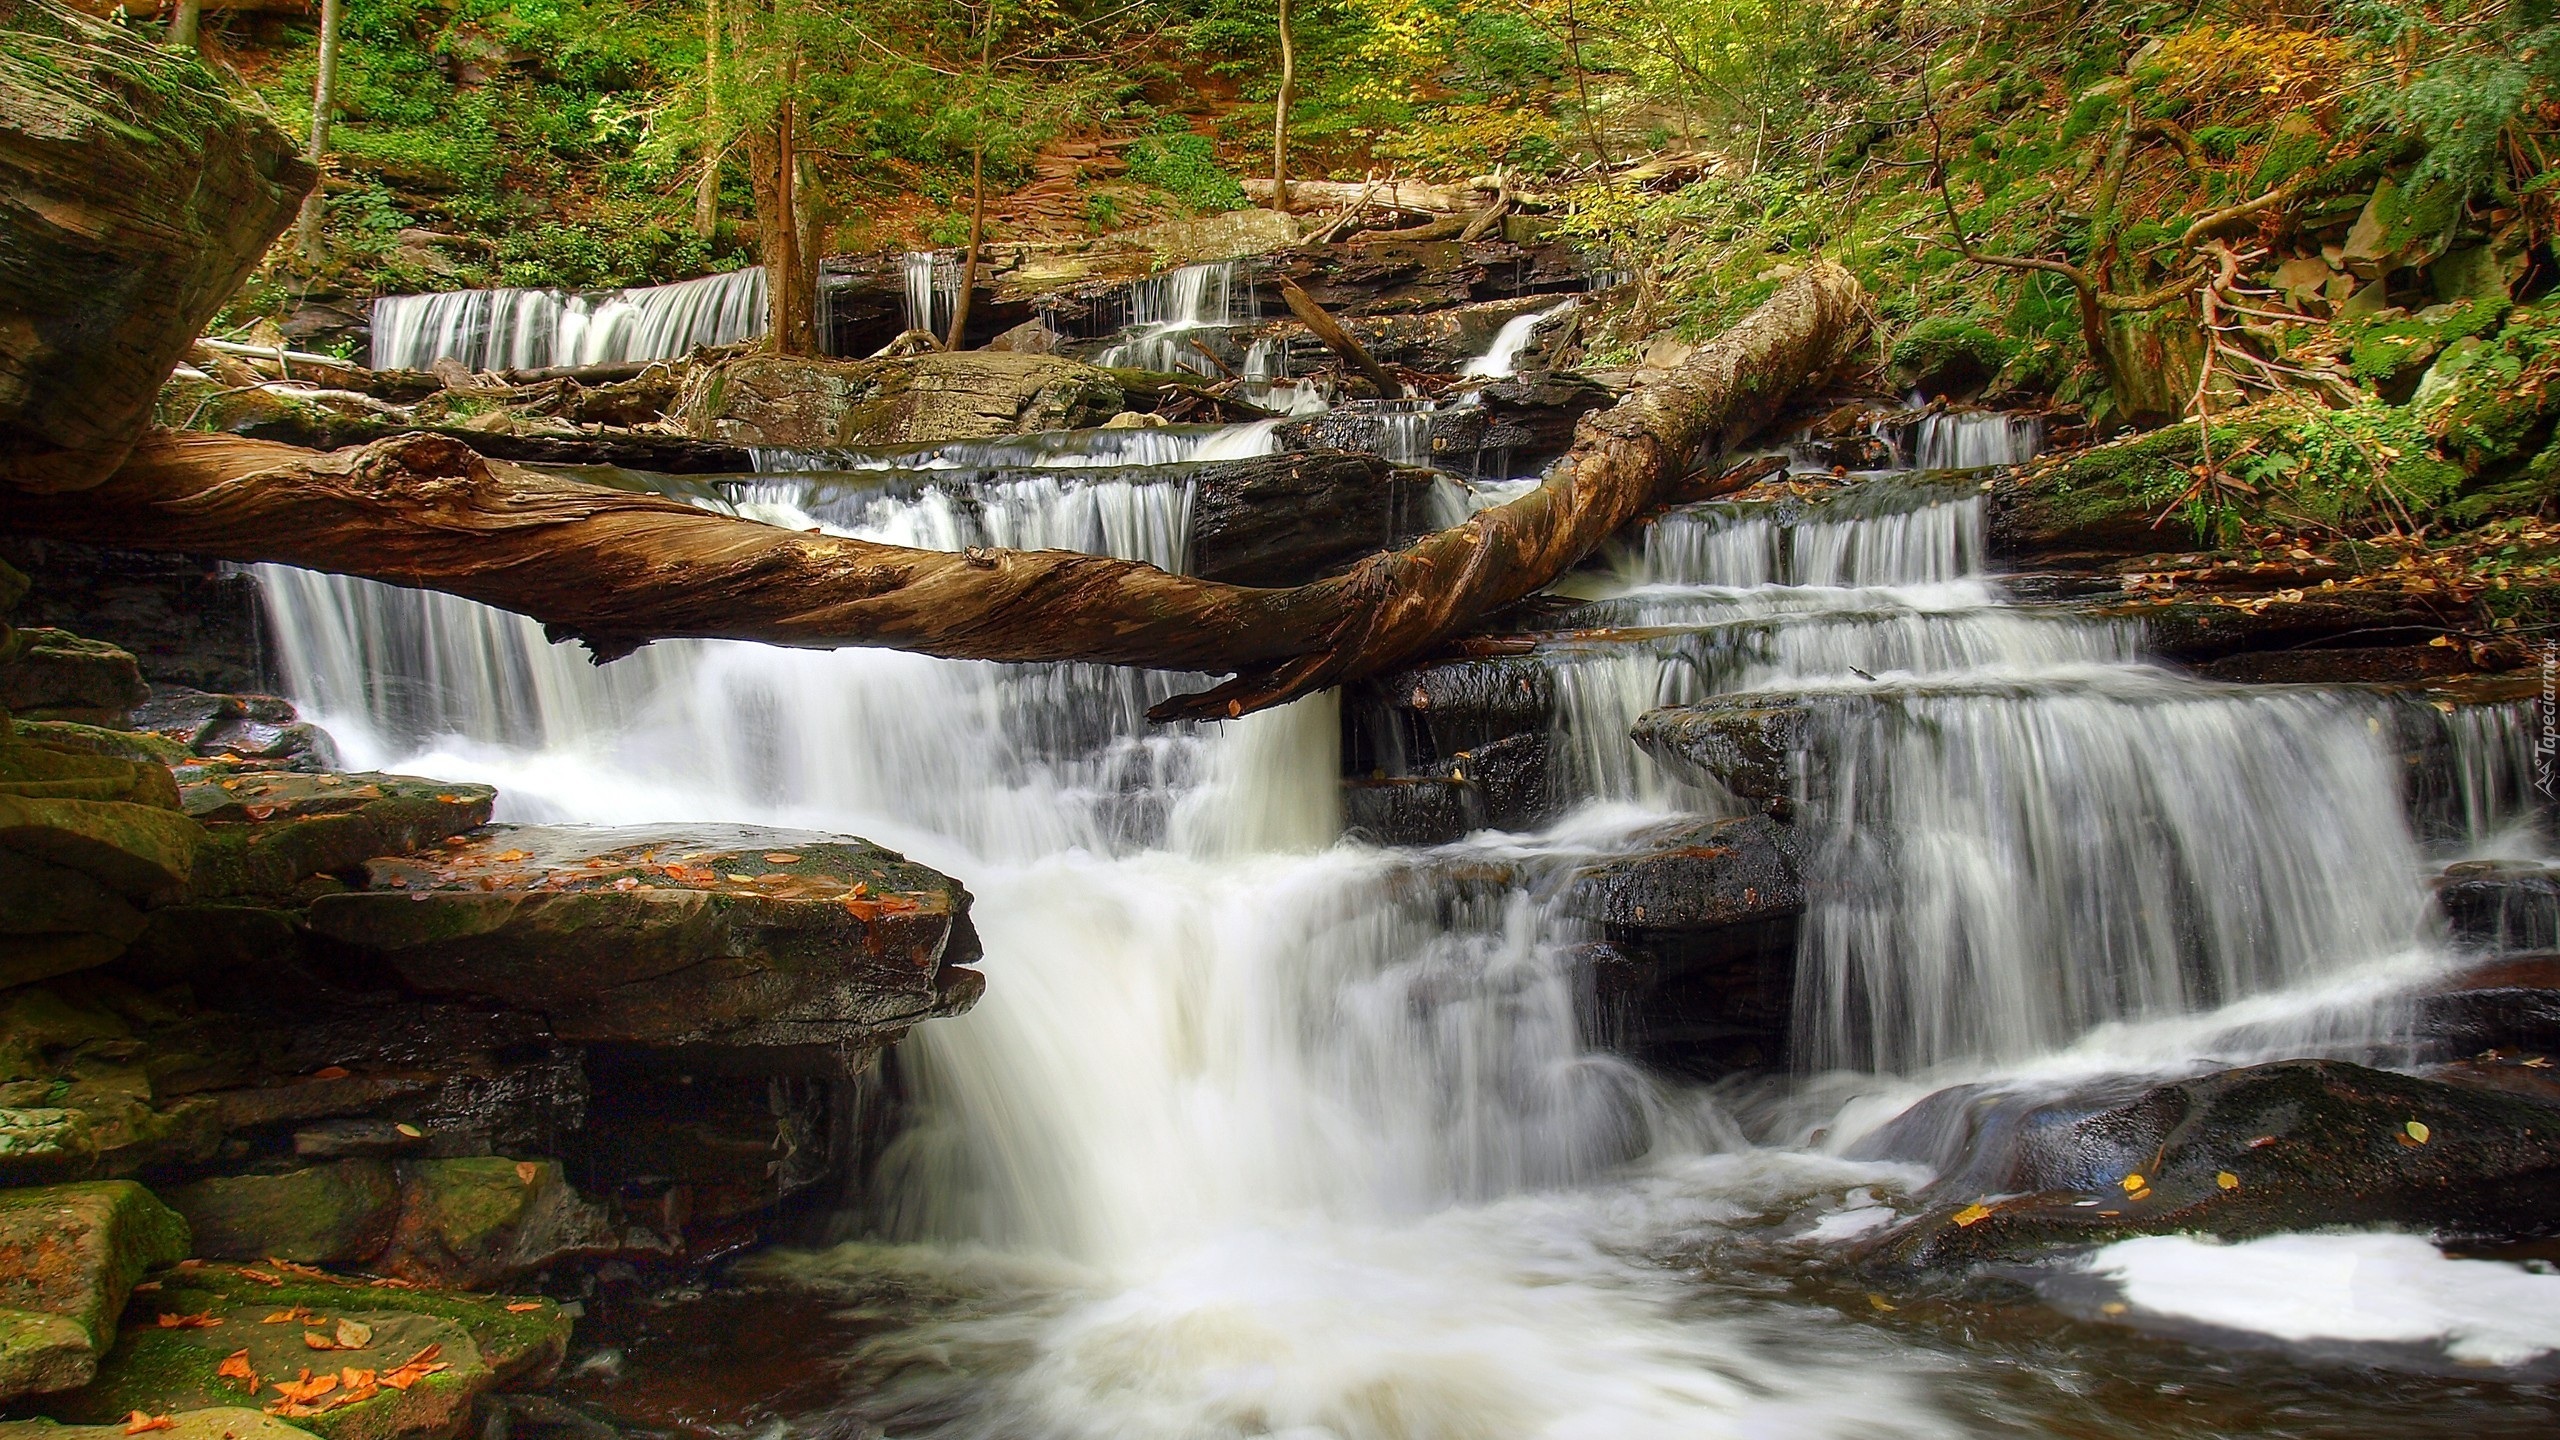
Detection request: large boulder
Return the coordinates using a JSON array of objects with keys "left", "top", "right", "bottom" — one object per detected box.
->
[
  {"left": 162, "top": 1162, "right": 402, "bottom": 1266},
  {"left": 0, "top": 0, "right": 315, "bottom": 493},
  {"left": 0, "top": 630, "right": 147, "bottom": 725},
  {"left": 303, "top": 825, "right": 984, "bottom": 1049},
  {"left": 0, "top": 1408, "right": 321, "bottom": 1440},
  {"left": 673, "top": 351, "right": 1123, "bottom": 449},
  {"left": 180, "top": 771, "right": 495, "bottom": 902},
  {"left": 0, "top": 985, "right": 222, "bottom": 1186},
  {"left": 1854, "top": 1060, "right": 2560, "bottom": 1276},
  {"left": 1187, "top": 453, "right": 1433, "bottom": 587},
  {"left": 374, "top": 1158, "right": 628, "bottom": 1290},
  {"left": 0, "top": 1181, "right": 190, "bottom": 1401}
]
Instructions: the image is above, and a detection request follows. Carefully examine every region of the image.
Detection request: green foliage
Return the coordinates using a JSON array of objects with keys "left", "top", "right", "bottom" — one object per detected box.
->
[
  {"left": 2341, "top": 1, "right": 2560, "bottom": 203},
  {"left": 1890, "top": 317, "right": 2012, "bottom": 394},
  {"left": 1125, "top": 128, "right": 1247, "bottom": 213}
]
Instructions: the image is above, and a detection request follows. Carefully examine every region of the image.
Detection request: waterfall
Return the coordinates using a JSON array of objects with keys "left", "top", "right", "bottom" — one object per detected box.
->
[
  {"left": 1094, "top": 261, "right": 1257, "bottom": 376},
  {"left": 748, "top": 420, "right": 1280, "bottom": 473},
  {"left": 1888, "top": 411, "right": 2047, "bottom": 471},
  {"left": 1636, "top": 490, "right": 1989, "bottom": 589},
  {"left": 1460, "top": 301, "right": 1574, "bottom": 379},
  {"left": 369, "top": 267, "right": 768, "bottom": 372},
  {"left": 901, "top": 251, "right": 960, "bottom": 337}
]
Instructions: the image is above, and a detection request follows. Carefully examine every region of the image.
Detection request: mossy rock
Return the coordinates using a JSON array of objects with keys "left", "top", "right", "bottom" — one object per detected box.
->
[
  {"left": 0, "top": 743, "right": 181, "bottom": 812},
  {"left": 0, "top": 990, "right": 225, "bottom": 1186},
  {"left": 0, "top": 849, "right": 146, "bottom": 990},
  {"left": 181, "top": 774, "right": 494, "bottom": 903},
  {"left": 119, "top": 1264, "right": 569, "bottom": 1390},
  {"left": 0, "top": 1182, "right": 189, "bottom": 1400},
  {"left": 0, "top": 1408, "right": 319, "bottom": 1440},
  {"left": 672, "top": 351, "right": 1125, "bottom": 448},
  {"left": 164, "top": 1164, "right": 400, "bottom": 1267},
  {"left": 0, "top": 633, "right": 147, "bottom": 728},
  {"left": 376, "top": 1159, "right": 620, "bottom": 1291},
  {"left": 1888, "top": 318, "right": 2011, "bottom": 397},
  {"left": 53, "top": 1308, "right": 488, "bottom": 1440},
  {"left": 12, "top": 723, "right": 193, "bottom": 772},
  {"left": 0, "top": 793, "right": 202, "bottom": 903}
]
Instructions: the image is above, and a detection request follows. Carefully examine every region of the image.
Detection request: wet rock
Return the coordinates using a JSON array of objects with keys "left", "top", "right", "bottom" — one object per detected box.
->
[
  {"left": 571, "top": 1056, "right": 847, "bottom": 1243},
  {"left": 1355, "top": 655, "right": 1553, "bottom": 765},
  {"left": 1565, "top": 816, "right": 1804, "bottom": 1075},
  {"left": 1631, "top": 695, "right": 1857, "bottom": 806},
  {"left": 0, "top": 986, "right": 222, "bottom": 1185},
  {"left": 61, "top": 1301, "right": 494, "bottom": 1440},
  {"left": 0, "top": 1408, "right": 322, "bottom": 1440},
  {"left": 1274, "top": 376, "right": 1609, "bottom": 473},
  {"left": 164, "top": 1162, "right": 402, "bottom": 1266},
  {"left": 1342, "top": 777, "right": 1473, "bottom": 847},
  {"left": 132, "top": 688, "right": 340, "bottom": 772},
  {"left": 377, "top": 1158, "right": 631, "bottom": 1290},
  {"left": 217, "top": 1005, "right": 587, "bottom": 1162},
  {"left": 1855, "top": 1060, "right": 2560, "bottom": 1276},
  {"left": 2411, "top": 954, "right": 2560, "bottom": 1059},
  {"left": 984, "top": 320, "right": 1064, "bottom": 355},
  {"left": 0, "top": 849, "right": 147, "bottom": 989},
  {"left": 0, "top": 791, "right": 200, "bottom": 903},
  {"left": 0, "top": 1181, "right": 190, "bottom": 1400},
  {"left": 304, "top": 826, "right": 983, "bottom": 1049},
  {"left": 0, "top": 631, "right": 149, "bottom": 726},
  {"left": 673, "top": 352, "right": 1122, "bottom": 448},
  {"left": 11, "top": 721, "right": 192, "bottom": 772},
  {"left": 0, "top": 541, "right": 267, "bottom": 695},
  {"left": 2435, "top": 861, "right": 2560, "bottom": 953},
  {"left": 1187, "top": 453, "right": 1433, "bottom": 587},
  {"left": 182, "top": 773, "right": 496, "bottom": 902}
]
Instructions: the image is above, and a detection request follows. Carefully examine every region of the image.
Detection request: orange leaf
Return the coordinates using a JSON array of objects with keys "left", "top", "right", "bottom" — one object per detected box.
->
[
  {"left": 124, "top": 1411, "right": 176, "bottom": 1434},
  {"left": 763, "top": 853, "right": 802, "bottom": 864},
  {"left": 304, "top": 1331, "right": 340, "bottom": 1351},
  {"left": 271, "top": 1369, "right": 338, "bottom": 1404},
  {"left": 239, "top": 1269, "right": 284, "bottom": 1287},
  {"left": 515, "top": 1161, "right": 540, "bottom": 1185},
  {"left": 310, "top": 1066, "right": 350, "bottom": 1081},
  {"left": 1951, "top": 1203, "right": 1994, "bottom": 1228},
  {"left": 156, "top": 1311, "right": 221, "bottom": 1328},
  {"left": 261, "top": 1307, "right": 312, "bottom": 1324},
  {"left": 503, "top": 1302, "right": 544, "bottom": 1313},
  {"left": 218, "top": 1349, "right": 260, "bottom": 1391}
]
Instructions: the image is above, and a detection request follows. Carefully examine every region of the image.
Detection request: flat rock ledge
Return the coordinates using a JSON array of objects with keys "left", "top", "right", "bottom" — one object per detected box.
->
[{"left": 305, "top": 824, "right": 984, "bottom": 1049}]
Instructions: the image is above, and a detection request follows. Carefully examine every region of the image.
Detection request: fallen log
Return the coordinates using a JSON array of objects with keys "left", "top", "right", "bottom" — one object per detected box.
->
[
  {"left": 0, "top": 265, "right": 1863, "bottom": 719},
  {"left": 1244, "top": 177, "right": 1489, "bottom": 214},
  {"left": 1279, "top": 282, "right": 1403, "bottom": 399}
]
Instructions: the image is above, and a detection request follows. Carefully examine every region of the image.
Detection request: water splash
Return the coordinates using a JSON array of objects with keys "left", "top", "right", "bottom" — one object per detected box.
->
[
  {"left": 1460, "top": 301, "right": 1574, "bottom": 379},
  {"left": 1095, "top": 262, "right": 1258, "bottom": 376}
]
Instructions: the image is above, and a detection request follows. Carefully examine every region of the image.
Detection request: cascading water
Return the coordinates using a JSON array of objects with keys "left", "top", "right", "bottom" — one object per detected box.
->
[
  {"left": 903, "top": 250, "right": 962, "bottom": 337},
  {"left": 369, "top": 267, "right": 768, "bottom": 371},
  {"left": 252, "top": 401, "right": 2550, "bottom": 1432},
  {"left": 1887, "top": 410, "right": 2047, "bottom": 471},
  {"left": 1460, "top": 300, "right": 1573, "bottom": 379},
  {"left": 1094, "top": 261, "right": 1258, "bottom": 376}
]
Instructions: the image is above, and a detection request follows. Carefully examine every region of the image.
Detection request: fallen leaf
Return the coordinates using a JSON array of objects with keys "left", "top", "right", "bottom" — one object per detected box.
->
[
  {"left": 2101, "top": 1302, "right": 2129, "bottom": 1316},
  {"left": 156, "top": 1311, "right": 222, "bottom": 1328},
  {"left": 271, "top": 1370, "right": 338, "bottom": 1404},
  {"left": 218, "top": 1349, "right": 259, "bottom": 1391},
  {"left": 309, "top": 1066, "right": 351, "bottom": 1081},
  {"left": 124, "top": 1412, "right": 176, "bottom": 1434},
  {"left": 239, "top": 1270, "right": 283, "bottom": 1287},
  {"left": 516, "top": 1161, "right": 540, "bottom": 1185},
  {"left": 334, "top": 1318, "right": 373, "bottom": 1350},
  {"left": 379, "top": 1344, "right": 448, "bottom": 1391},
  {"left": 304, "top": 1331, "right": 340, "bottom": 1351},
  {"left": 2119, "top": 1173, "right": 2146, "bottom": 1193},
  {"left": 261, "top": 1308, "right": 311, "bottom": 1325},
  {"left": 395, "top": 1123, "right": 424, "bottom": 1138},
  {"left": 493, "top": 849, "right": 533, "bottom": 863},
  {"left": 504, "top": 1302, "right": 544, "bottom": 1313},
  {"left": 2406, "top": 1119, "right": 2431, "bottom": 1144},
  {"left": 1951, "top": 1203, "right": 1993, "bottom": 1228},
  {"left": 1865, "top": 1293, "right": 1896, "bottom": 1312},
  {"left": 2216, "top": 1171, "right": 2240, "bottom": 1191},
  {"left": 764, "top": 853, "right": 802, "bottom": 864}
]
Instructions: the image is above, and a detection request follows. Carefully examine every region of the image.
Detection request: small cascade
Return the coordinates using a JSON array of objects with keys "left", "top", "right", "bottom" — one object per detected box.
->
[
  {"left": 900, "top": 251, "right": 960, "bottom": 337},
  {"left": 1375, "top": 406, "right": 1437, "bottom": 465},
  {"left": 721, "top": 472, "right": 1194, "bottom": 574},
  {"left": 1889, "top": 410, "right": 2047, "bottom": 471},
  {"left": 1460, "top": 301, "right": 1573, "bottom": 379},
  {"left": 1637, "top": 489, "right": 1989, "bottom": 589},
  {"left": 369, "top": 267, "right": 768, "bottom": 372},
  {"left": 1094, "top": 261, "right": 1257, "bottom": 375}
]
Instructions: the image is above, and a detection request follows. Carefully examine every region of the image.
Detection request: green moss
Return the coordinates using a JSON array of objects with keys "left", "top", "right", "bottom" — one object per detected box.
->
[{"left": 128, "top": 1265, "right": 569, "bottom": 1387}]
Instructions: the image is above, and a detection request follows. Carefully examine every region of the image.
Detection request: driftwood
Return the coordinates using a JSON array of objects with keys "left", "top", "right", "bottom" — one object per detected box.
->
[
  {"left": 1279, "top": 282, "right": 1402, "bottom": 399},
  {"left": 0, "top": 265, "right": 1864, "bottom": 721}
]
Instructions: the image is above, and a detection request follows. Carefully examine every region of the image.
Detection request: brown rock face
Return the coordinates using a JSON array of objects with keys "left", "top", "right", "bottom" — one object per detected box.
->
[
  {"left": 673, "top": 351, "right": 1124, "bottom": 448},
  {"left": 0, "top": 0, "right": 315, "bottom": 492},
  {"left": 303, "top": 825, "right": 984, "bottom": 1048}
]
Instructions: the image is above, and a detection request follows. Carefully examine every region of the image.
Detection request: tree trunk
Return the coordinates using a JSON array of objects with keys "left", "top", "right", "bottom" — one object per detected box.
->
[
  {"left": 1272, "top": 0, "right": 1294, "bottom": 213},
  {"left": 294, "top": 0, "right": 343, "bottom": 266},
  {"left": 747, "top": 49, "right": 818, "bottom": 356},
  {"left": 0, "top": 0, "right": 314, "bottom": 493},
  {"left": 0, "top": 265, "right": 1864, "bottom": 719},
  {"left": 694, "top": 0, "right": 721, "bottom": 238},
  {"left": 167, "top": 0, "right": 200, "bottom": 47},
  {"left": 945, "top": 142, "right": 986, "bottom": 352},
  {"left": 1279, "top": 281, "right": 1401, "bottom": 398}
]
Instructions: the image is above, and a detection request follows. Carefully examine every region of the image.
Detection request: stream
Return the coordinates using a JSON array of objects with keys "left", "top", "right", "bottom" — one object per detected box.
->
[{"left": 245, "top": 278, "right": 2560, "bottom": 1438}]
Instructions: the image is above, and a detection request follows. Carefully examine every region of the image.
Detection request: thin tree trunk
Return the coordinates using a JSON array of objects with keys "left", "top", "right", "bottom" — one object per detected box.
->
[
  {"left": 748, "top": 47, "right": 818, "bottom": 355},
  {"left": 2, "top": 265, "right": 1863, "bottom": 720},
  {"left": 1272, "top": 0, "right": 1294, "bottom": 212},
  {"left": 1279, "top": 281, "right": 1399, "bottom": 398},
  {"left": 695, "top": 0, "right": 722, "bottom": 238},
  {"left": 945, "top": 141, "right": 986, "bottom": 351},
  {"left": 167, "top": 0, "right": 201, "bottom": 48},
  {"left": 294, "top": 0, "right": 343, "bottom": 266}
]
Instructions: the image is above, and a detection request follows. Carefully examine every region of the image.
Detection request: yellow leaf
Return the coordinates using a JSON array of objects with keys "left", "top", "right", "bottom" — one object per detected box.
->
[
  {"left": 2406, "top": 1120, "right": 2431, "bottom": 1143},
  {"left": 515, "top": 1161, "right": 540, "bottom": 1186},
  {"left": 763, "top": 853, "right": 802, "bottom": 864},
  {"left": 2216, "top": 1171, "right": 2240, "bottom": 1190},
  {"left": 1866, "top": 1293, "right": 1896, "bottom": 1312},
  {"left": 2120, "top": 1173, "right": 2146, "bottom": 1192},
  {"left": 1951, "top": 1203, "right": 1993, "bottom": 1228},
  {"left": 334, "top": 1318, "right": 373, "bottom": 1350}
]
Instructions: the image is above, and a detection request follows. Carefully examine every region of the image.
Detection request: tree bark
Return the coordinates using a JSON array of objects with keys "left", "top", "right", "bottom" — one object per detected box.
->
[
  {"left": 746, "top": 48, "right": 818, "bottom": 356},
  {"left": 166, "top": 0, "right": 200, "bottom": 47},
  {"left": 694, "top": 0, "right": 721, "bottom": 238},
  {"left": 294, "top": 0, "right": 343, "bottom": 266},
  {"left": 945, "top": 141, "right": 986, "bottom": 351},
  {"left": 1272, "top": 0, "right": 1293, "bottom": 213},
  {"left": 1279, "top": 281, "right": 1401, "bottom": 398},
  {"left": 0, "top": 265, "right": 1863, "bottom": 720}
]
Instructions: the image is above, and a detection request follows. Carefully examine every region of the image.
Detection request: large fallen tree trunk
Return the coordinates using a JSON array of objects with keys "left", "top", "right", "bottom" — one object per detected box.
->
[{"left": 2, "top": 265, "right": 1863, "bottom": 719}]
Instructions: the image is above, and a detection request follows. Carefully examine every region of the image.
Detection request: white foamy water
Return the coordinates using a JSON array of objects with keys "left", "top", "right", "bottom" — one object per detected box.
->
[
  {"left": 369, "top": 267, "right": 767, "bottom": 372},
  {"left": 1460, "top": 301, "right": 1574, "bottom": 379},
  {"left": 250, "top": 426, "right": 2538, "bottom": 1437},
  {"left": 2086, "top": 1232, "right": 2560, "bottom": 1366},
  {"left": 1095, "top": 262, "right": 1259, "bottom": 376}
]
